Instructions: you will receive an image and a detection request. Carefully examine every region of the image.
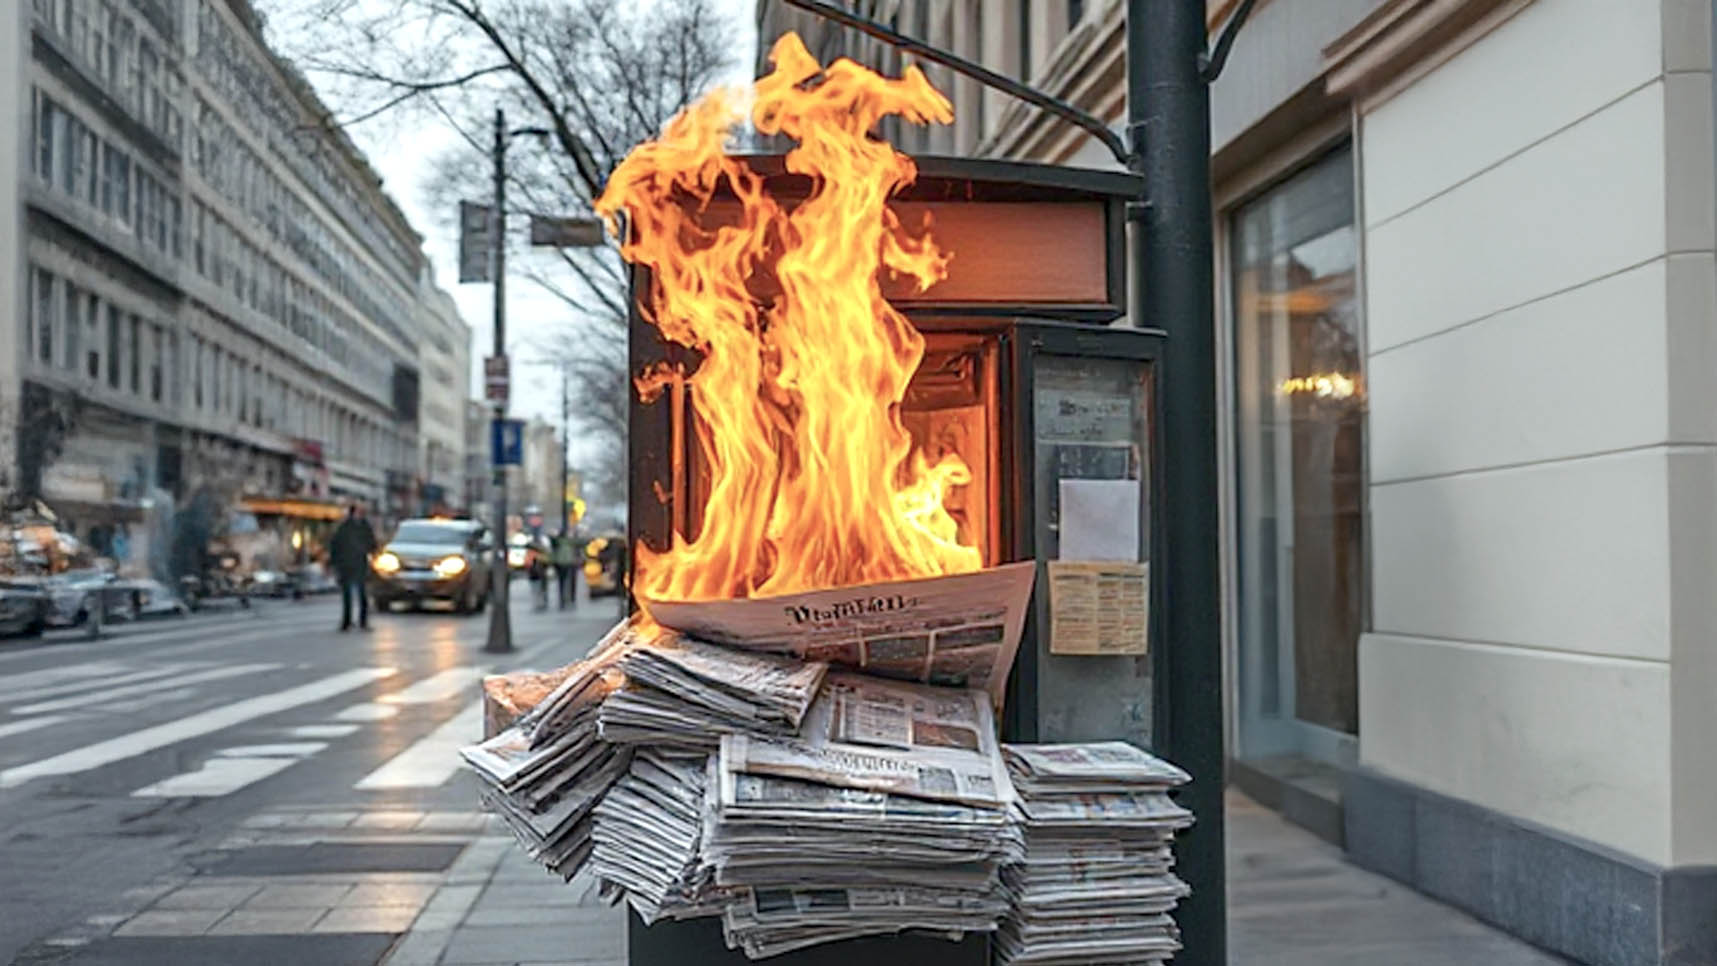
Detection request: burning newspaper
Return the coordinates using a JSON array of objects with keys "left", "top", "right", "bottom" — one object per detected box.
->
[{"left": 645, "top": 560, "right": 1035, "bottom": 706}]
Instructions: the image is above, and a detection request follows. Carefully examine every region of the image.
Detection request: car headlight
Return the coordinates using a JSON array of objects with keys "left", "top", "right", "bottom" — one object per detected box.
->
[
  {"left": 433, "top": 555, "right": 468, "bottom": 578},
  {"left": 372, "top": 552, "right": 401, "bottom": 575},
  {"left": 507, "top": 548, "right": 526, "bottom": 566}
]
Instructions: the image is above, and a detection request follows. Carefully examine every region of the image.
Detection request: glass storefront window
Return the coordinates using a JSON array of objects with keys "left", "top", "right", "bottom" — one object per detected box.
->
[{"left": 1231, "top": 145, "right": 1365, "bottom": 758}]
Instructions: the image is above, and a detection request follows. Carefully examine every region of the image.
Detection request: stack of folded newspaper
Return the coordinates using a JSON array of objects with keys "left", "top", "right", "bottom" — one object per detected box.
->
[
  {"left": 460, "top": 628, "right": 631, "bottom": 878},
  {"left": 698, "top": 673, "right": 1024, "bottom": 959},
  {"left": 598, "top": 636, "right": 827, "bottom": 749},
  {"left": 591, "top": 749, "right": 739, "bottom": 922},
  {"left": 997, "top": 742, "right": 1195, "bottom": 965}
]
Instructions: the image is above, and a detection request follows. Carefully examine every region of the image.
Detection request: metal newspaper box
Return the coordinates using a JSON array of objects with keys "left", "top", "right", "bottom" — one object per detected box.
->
[{"left": 626, "top": 156, "right": 1165, "bottom": 964}]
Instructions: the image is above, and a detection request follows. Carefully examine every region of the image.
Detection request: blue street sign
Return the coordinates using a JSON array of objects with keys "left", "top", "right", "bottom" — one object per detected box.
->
[{"left": 491, "top": 418, "right": 524, "bottom": 466}]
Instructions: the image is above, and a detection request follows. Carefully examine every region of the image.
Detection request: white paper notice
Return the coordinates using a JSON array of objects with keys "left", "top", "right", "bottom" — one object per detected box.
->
[{"left": 1059, "top": 478, "right": 1140, "bottom": 561}]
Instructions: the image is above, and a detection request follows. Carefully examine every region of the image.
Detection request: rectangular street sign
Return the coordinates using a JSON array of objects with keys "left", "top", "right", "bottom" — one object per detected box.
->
[
  {"left": 491, "top": 418, "right": 524, "bottom": 466},
  {"left": 483, "top": 355, "right": 509, "bottom": 403},
  {"left": 458, "top": 201, "right": 495, "bottom": 283},
  {"left": 529, "top": 213, "right": 605, "bottom": 249}
]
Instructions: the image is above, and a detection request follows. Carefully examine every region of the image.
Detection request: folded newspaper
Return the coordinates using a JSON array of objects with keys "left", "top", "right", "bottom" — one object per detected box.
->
[
  {"left": 461, "top": 632, "right": 630, "bottom": 878},
  {"left": 723, "top": 671, "right": 1011, "bottom": 808},
  {"left": 706, "top": 737, "right": 1022, "bottom": 959},
  {"left": 461, "top": 604, "right": 1199, "bottom": 961},
  {"left": 997, "top": 742, "right": 1195, "bottom": 965},
  {"left": 644, "top": 561, "right": 1035, "bottom": 706},
  {"left": 599, "top": 635, "right": 828, "bottom": 749}
]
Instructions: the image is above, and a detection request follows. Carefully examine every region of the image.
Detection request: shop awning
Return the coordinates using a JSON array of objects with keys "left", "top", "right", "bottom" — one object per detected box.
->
[{"left": 241, "top": 498, "right": 344, "bottom": 521}]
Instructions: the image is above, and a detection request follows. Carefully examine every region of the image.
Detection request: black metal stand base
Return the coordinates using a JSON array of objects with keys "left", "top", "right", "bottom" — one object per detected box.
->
[{"left": 626, "top": 910, "right": 991, "bottom": 965}]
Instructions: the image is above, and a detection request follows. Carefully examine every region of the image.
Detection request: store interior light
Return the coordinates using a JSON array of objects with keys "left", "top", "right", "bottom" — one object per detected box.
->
[{"left": 1279, "top": 372, "right": 1359, "bottom": 400}]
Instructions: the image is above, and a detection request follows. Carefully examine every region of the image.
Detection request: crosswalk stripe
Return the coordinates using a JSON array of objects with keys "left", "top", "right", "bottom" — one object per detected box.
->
[
  {"left": 0, "top": 666, "right": 396, "bottom": 789},
  {"left": 0, "top": 662, "right": 204, "bottom": 706},
  {"left": 130, "top": 756, "right": 301, "bottom": 798},
  {"left": 0, "top": 662, "right": 130, "bottom": 700},
  {"left": 10, "top": 663, "right": 281, "bottom": 715},
  {"left": 353, "top": 700, "right": 483, "bottom": 790},
  {"left": 379, "top": 666, "right": 488, "bottom": 705},
  {"left": 0, "top": 715, "right": 72, "bottom": 741}
]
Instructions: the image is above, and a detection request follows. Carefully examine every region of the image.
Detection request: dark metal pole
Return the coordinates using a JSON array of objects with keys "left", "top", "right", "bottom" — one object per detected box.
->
[
  {"left": 485, "top": 107, "right": 513, "bottom": 654},
  {"left": 559, "top": 367, "right": 570, "bottom": 536},
  {"left": 1133, "top": 1, "right": 1224, "bottom": 962}
]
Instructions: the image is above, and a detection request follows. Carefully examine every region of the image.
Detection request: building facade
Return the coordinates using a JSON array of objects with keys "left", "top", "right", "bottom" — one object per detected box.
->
[
  {"left": 5, "top": 0, "right": 467, "bottom": 563},
  {"left": 520, "top": 416, "right": 563, "bottom": 532},
  {"left": 757, "top": 1, "right": 1717, "bottom": 962},
  {"left": 416, "top": 266, "right": 470, "bottom": 515}
]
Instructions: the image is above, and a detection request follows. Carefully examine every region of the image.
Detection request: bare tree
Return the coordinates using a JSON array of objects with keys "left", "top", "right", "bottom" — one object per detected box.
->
[{"left": 256, "top": 0, "right": 738, "bottom": 508}]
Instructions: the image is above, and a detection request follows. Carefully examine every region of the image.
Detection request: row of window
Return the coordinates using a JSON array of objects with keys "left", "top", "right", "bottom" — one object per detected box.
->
[
  {"left": 31, "top": 266, "right": 171, "bottom": 405},
  {"left": 192, "top": 95, "right": 416, "bottom": 355},
  {"left": 191, "top": 201, "right": 394, "bottom": 396},
  {"left": 33, "top": 90, "right": 182, "bottom": 262},
  {"left": 32, "top": 0, "right": 185, "bottom": 151},
  {"left": 193, "top": 0, "right": 420, "bottom": 286},
  {"left": 30, "top": 263, "right": 411, "bottom": 472}
]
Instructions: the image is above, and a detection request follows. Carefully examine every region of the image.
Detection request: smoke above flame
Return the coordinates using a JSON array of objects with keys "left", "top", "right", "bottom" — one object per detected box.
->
[{"left": 595, "top": 31, "right": 982, "bottom": 603}]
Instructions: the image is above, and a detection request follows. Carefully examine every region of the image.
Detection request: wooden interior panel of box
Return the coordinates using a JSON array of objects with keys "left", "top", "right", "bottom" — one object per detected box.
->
[{"left": 696, "top": 199, "right": 1110, "bottom": 306}]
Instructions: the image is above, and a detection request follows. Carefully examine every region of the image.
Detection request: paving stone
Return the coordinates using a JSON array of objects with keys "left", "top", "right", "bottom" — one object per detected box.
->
[
  {"left": 312, "top": 905, "right": 421, "bottom": 933},
  {"left": 410, "top": 884, "right": 482, "bottom": 931},
  {"left": 245, "top": 883, "right": 353, "bottom": 908},
  {"left": 343, "top": 882, "right": 437, "bottom": 908},
  {"left": 48, "top": 933, "right": 397, "bottom": 965},
  {"left": 439, "top": 924, "right": 624, "bottom": 965},
  {"left": 477, "top": 884, "right": 587, "bottom": 909},
  {"left": 380, "top": 927, "right": 453, "bottom": 965},
  {"left": 113, "top": 908, "right": 227, "bottom": 937},
  {"left": 461, "top": 905, "right": 619, "bottom": 928},
  {"left": 413, "top": 811, "right": 488, "bottom": 833},
  {"left": 207, "top": 907, "right": 327, "bottom": 935},
  {"left": 204, "top": 842, "right": 463, "bottom": 875},
  {"left": 153, "top": 883, "right": 264, "bottom": 910},
  {"left": 351, "top": 810, "right": 425, "bottom": 830}
]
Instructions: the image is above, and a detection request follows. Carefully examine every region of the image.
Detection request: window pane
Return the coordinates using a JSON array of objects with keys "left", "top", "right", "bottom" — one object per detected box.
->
[
  {"left": 107, "top": 303, "right": 122, "bottom": 388},
  {"left": 33, "top": 269, "right": 55, "bottom": 365},
  {"left": 63, "top": 284, "right": 82, "bottom": 372},
  {"left": 1230, "top": 145, "right": 1364, "bottom": 738},
  {"left": 129, "top": 314, "right": 141, "bottom": 393},
  {"left": 86, "top": 290, "right": 101, "bottom": 379}
]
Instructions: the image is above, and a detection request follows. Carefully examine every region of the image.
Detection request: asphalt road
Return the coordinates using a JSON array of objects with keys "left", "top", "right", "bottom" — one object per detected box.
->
[{"left": 0, "top": 583, "right": 621, "bottom": 964}]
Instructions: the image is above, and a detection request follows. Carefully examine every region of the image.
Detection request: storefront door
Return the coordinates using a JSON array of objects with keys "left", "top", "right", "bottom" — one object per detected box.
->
[{"left": 1229, "top": 145, "right": 1365, "bottom": 766}]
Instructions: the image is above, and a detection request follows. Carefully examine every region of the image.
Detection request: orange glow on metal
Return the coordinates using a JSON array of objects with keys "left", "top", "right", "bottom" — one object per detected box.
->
[{"left": 597, "top": 32, "right": 981, "bottom": 603}]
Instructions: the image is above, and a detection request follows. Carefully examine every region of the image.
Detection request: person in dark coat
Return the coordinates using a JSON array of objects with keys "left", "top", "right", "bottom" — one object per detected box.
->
[{"left": 329, "top": 504, "right": 377, "bottom": 631}]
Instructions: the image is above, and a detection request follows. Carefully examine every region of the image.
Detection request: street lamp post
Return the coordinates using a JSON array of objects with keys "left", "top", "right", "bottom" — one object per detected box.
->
[{"left": 483, "top": 109, "right": 552, "bottom": 656}]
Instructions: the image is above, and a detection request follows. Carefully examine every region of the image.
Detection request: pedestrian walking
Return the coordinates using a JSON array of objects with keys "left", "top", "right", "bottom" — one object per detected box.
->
[
  {"left": 551, "top": 530, "right": 577, "bottom": 610},
  {"left": 329, "top": 504, "right": 377, "bottom": 631},
  {"left": 527, "top": 539, "right": 549, "bottom": 611}
]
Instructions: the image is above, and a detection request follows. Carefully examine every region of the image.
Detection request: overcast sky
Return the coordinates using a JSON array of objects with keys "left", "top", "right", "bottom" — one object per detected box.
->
[{"left": 319, "top": 1, "right": 759, "bottom": 439}]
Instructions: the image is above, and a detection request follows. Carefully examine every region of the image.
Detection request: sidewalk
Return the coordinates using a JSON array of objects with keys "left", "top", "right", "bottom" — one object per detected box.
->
[
  {"left": 385, "top": 789, "right": 1570, "bottom": 966},
  {"left": 1227, "top": 789, "right": 1567, "bottom": 965},
  {"left": 48, "top": 791, "right": 1567, "bottom": 964}
]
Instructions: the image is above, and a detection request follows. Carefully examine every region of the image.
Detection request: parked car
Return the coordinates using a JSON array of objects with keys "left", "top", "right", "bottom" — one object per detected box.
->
[
  {"left": 370, "top": 518, "right": 494, "bottom": 614},
  {"left": 290, "top": 562, "right": 339, "bottom": 596},
  {"left": 31, "top": 570, "right": 161, "bottom": 628},
  {"left": 0, "top": 580, "right": 49, "bottom": 637},
  {"left": 248, "top": 569, "right": 296, "bottom": 598}
]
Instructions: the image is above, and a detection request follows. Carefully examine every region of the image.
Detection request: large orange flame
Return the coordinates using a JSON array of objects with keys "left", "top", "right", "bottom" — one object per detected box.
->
[{"left": 596, "top": 32, "right": 982, "bottom": 603}]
